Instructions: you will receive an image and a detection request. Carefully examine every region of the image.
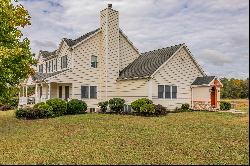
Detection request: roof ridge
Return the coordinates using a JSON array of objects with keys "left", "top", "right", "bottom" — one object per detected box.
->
[{"left": 141, "top": 43, "right": 184, "bottom": 55}]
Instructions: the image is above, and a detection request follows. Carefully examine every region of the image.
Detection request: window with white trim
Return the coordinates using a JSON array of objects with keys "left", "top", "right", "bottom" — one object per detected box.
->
[
  {"left": 91, "top": 55, "right": 98, "bottom": 68},
  {"left": 158, "top": 85, "right": 177, "bottom": 99},
  {"left": 81, "top": 86, "right": 97, "bottom": 99},
  {"left": 38, "top": 64, "right": 43, "bottom": 73},
  {"left": 61, "top": 55, "right": 67, "bottom": 69}
]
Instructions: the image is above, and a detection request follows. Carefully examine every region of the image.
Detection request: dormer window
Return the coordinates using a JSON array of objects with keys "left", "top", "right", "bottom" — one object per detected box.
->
[{"left": 91, "top": 55, "right": 98, "bottom": 68}]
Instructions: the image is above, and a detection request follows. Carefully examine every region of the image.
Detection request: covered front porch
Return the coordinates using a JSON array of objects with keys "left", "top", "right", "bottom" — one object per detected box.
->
[
  {"left": 19, "top": 82, "right": 73, "bottom": 106},
  {"left": 191, "top": 76, "right": 223, "bottom": 111}
]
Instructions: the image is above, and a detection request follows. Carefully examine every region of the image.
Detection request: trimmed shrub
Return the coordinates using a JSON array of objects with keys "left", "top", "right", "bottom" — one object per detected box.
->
[
  {"left": 181, "top": 103, "right": 190, "bottom": 111},
  {"left": 131, "top": 98, "right": 153, "bottom": 112},
  {"left": 33, "top": 102, "right": 45, "bottom": 109},
  {"left": 108, "top": 98, "right": 125, "bottom": 113},
  {"left": 0, "top": 105, "right": 12, "bottom": 111},
  {"left": 16, "top": 108, "right": 28, "bottom": 118},
  {"left": 154, "top": 104, "right": 168, "bottom": 115},
  {"left": 38, "top": 104, "right": 54, "bottom": 117},
  {"left": 46, "top": 98, "right": 67, "bottom": 116},
  {"left": 98, "top": 101, "right": 109, "bottom": 113},
  {"left": 66, "top": 99, "right": 87, "bottom": 114},
  {"left": 220, "top": 101, "right": 231, "bottom": 110},
  {"left": 16, "top": 108, "right": 47, "bottom": 119},
  {"left": 131, "top": 98, "right": 156, "bottom": 116}
]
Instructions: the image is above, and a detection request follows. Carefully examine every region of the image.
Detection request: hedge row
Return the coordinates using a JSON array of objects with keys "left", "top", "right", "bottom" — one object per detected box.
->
[{"left": 16, "top": 99, "right": 87, "bottom": 119}]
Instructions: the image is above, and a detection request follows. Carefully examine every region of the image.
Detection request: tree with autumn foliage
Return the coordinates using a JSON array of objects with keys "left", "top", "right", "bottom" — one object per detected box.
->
[{"left": 0, "top": 0, "right": 36, "bottom": 106}]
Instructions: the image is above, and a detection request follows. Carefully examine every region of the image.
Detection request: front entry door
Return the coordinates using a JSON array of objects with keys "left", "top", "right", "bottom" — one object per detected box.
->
[
  {"left": 65, "top": 86, "right": 69, "bottom": 100},
  {"left": 210, "top": 86, "right": 217, "bottom": 108}
]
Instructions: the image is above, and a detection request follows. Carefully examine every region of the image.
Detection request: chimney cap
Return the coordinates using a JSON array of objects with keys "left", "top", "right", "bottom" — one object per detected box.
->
[{"left": 108, "top": 4, "right": 112, "bottom": 8}]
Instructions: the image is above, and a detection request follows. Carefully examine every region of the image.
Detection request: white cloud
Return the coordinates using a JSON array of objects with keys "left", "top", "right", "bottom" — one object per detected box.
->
[{"left": 20, "top": 0, "right": 249, "bottom": 78}]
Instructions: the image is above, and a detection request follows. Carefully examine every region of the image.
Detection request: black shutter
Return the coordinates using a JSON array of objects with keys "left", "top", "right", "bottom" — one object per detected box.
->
[
  {"left": 61, "top": 57, "right": 62, "bottom": 69},
  {"left": 59, "top": 86, "right": 62, "bottom": 98},
  {"left": 66, "top": 55, "right": 67, "bottom": 68}
]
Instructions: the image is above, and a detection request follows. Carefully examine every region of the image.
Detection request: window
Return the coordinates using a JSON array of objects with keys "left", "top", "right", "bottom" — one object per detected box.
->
[
  {"left": 158, "top": 85, "right": 164, "bottom": 98},
  {"left": 90, "top": 86, "right": 97, "bottom": 99},
  {"left": 46, "top": 62, "right": 48, "bottom": 73},
  {"left": 38, "top": 64, "right": 43, "bottom": 73},
  {"left": 91, "top": 55, "right": 98, "bottom": 68},
  {"left": 51, "top": 60, "right": 54, "bottom": 72},
  {"left": 81, "top": 86, "right": 97, "bottom": 99},
  {"left": 48, "top": 61, "right": 51, "bottom": 72},
  {"left": 61, "top": 55, "right": 67, "bottom": 69},
  {"left": 158, "top": 85, "right": 177, "bottom": 99},
  {"left": 59, "top": 86, "right": 62, "bottom": 98},
  {"left": 81, "top": 86, "right": 89, "bottom": 98},
  {"left": 172, "top": 86, "right": 177, "bottom": 99},
  {"left": 54, "top": 59, "right": 57, "bottom": 71},
  {"left": 165, "top": 85, "right": 171, "bottom": 99}
]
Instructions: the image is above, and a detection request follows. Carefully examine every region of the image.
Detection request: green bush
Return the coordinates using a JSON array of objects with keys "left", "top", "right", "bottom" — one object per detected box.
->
[
  {"left": 220, "top": 101, "right": 231, "bottom": 110},
  {"left": 16, "top": 107, "right": 48, "bottom": 119},
  {"left": 181, "top": 103, "right": 190, "bottom": 110},
  {"left": 98, "top": 101, "right": 109, "bottom": 113},
  {"left": 66, "top": 99, "right": 87, "bottom": 114},
  {"left": 131, "top": 98, "right": 153, "bottom": 112},
  {"left": 131, "top": 98, "right": 156, "bottom": 115},
  {"left": 16, "top": 108, "right": 28, "bottom": 118},
  {"left": 46, "top": 98, "right": 67, "bottom": 116},
  {"left": 38, "top": 104, "right": 54, "bottom": 117},
  {"left": 33, "top": 102, "right": 45, "bottom": 109},
  {"left": 154, "top": 104, "right": 168, "bottom": 115},
  {"left": 108, "top": 98, "right": 125, "bottom": 113}
]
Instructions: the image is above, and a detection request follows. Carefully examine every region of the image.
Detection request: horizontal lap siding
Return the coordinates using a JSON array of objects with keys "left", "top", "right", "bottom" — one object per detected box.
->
[
  {"left": 117, "top": 79, "right": 148, "bottom": 103},
  {"left": 152, "top": 47, "right": 204, "bottom": 109},
  {"left": 119, "top": 33, "right": 140, "bottom": 71}
]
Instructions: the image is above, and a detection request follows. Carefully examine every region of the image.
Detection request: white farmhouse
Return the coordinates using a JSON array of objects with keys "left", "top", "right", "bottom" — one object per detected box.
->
[{"left": 19, "top": 4, "right": 222, "bottom": 111}]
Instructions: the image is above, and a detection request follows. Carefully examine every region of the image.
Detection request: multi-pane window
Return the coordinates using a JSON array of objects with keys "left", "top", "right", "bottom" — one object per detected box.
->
[
  {"left": 48, "top": 61, "right": 51, "bottom": 72},
  {"left": 172, "top": 86, "right": 177, "bottom": 99},
  {"left": 38, "top": 64, "right": 43, "bottom": 73},
  {"left": 158, "top": 85, "right": 177, "bottom": 99},
  {"left": 158, "top": 85, "right": 164, "bottom": 98},
  {"left": 81, "top": 86, "right": 97, "bottom": 99},
  {"left": 91, "top": 55, "right": 98, "bottom": 68},
  {"left": 51, "top": 60, "right": 54, "bottom": 72},
  {"left": 165, "top": 85, "right": 171, "bottom": 99},
  {"left": 46, "top": 62, "right": 48, "bottom": 73},
  {"left": 54, "top": 59, "right": 57, "bottom": 72},
  {"left": 61, "top": 55, "right": 67, "bottom": 69}
]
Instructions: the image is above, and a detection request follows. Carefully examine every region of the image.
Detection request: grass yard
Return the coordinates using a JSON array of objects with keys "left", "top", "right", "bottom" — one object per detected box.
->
[{"left": 0, "top": 102, "right": 249, "bottom": 165}]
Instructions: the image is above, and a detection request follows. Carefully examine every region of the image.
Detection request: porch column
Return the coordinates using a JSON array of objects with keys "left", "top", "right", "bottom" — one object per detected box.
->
[
  {"left": 48, "top": 82, "right": 51, "bottom": 99},
  {"left": 35, "top": 83, "right": 38, "bottom": 100},
  {"left": 25, "top": 85, "right": 28, "bottom": 97},
  {"left": 22, "top": 86, "right": 24, "bottom": 97}
]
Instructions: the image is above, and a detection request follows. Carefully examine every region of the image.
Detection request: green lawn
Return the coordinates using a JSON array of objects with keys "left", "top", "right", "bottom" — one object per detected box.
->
[{"left": 0, "top": 107, "right": 249, "bottom": 165}]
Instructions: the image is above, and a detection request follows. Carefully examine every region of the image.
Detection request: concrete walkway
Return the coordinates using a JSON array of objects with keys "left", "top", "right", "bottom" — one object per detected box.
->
[{"left": 218, "top": 109, "right": 246, "bottom": 114}]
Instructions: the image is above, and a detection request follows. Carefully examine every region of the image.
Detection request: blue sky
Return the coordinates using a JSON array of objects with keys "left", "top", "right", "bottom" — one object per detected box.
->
[{"left": 20, "top": 0, "right": 249, "bottom": 79}]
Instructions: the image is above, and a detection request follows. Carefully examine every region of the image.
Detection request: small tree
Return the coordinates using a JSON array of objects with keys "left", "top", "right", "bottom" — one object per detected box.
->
[{"left": 0, "top": 0, "right": 36, "bottom": 104}]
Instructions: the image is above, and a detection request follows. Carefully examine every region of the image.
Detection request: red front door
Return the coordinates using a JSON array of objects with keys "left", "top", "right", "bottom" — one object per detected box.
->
[{"left": 210, "top": 86, "right": 217, "bottom": 107}]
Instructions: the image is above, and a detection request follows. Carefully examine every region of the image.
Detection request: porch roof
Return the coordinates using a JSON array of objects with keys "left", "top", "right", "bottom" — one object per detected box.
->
[
  {"left": 32, "top": 69, "right": 69, "bottom": 82},
  {"left": 191, "top": 76, "right": 216, "bottom": 86}
]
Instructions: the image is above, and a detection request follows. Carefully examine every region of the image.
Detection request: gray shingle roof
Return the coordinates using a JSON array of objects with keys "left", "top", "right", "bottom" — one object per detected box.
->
[
  {"left": 191, "top": 76, "right": 215, "bottom": 85},
  {"left": 32, "top": 70, "right": 68, "bottom": 82},
  {"left": 39, "top": 28, "right": 100, "bottom": 59},
  {"left": 64, "top": 28, "right": 100, "bottom": 47},
  {"left": 118, "top": 44, "right": 184, "bottom": 79}
]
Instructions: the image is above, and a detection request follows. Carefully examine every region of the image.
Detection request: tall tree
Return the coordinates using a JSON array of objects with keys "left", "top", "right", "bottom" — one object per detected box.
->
[{"left": 0, "top": 0, "right": 36, "bottom": 104}]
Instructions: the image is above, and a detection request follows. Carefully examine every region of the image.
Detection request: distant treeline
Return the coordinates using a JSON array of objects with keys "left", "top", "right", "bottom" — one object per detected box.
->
[{"left": 220, "top": 78, "right": 249, "bottom": 99}]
